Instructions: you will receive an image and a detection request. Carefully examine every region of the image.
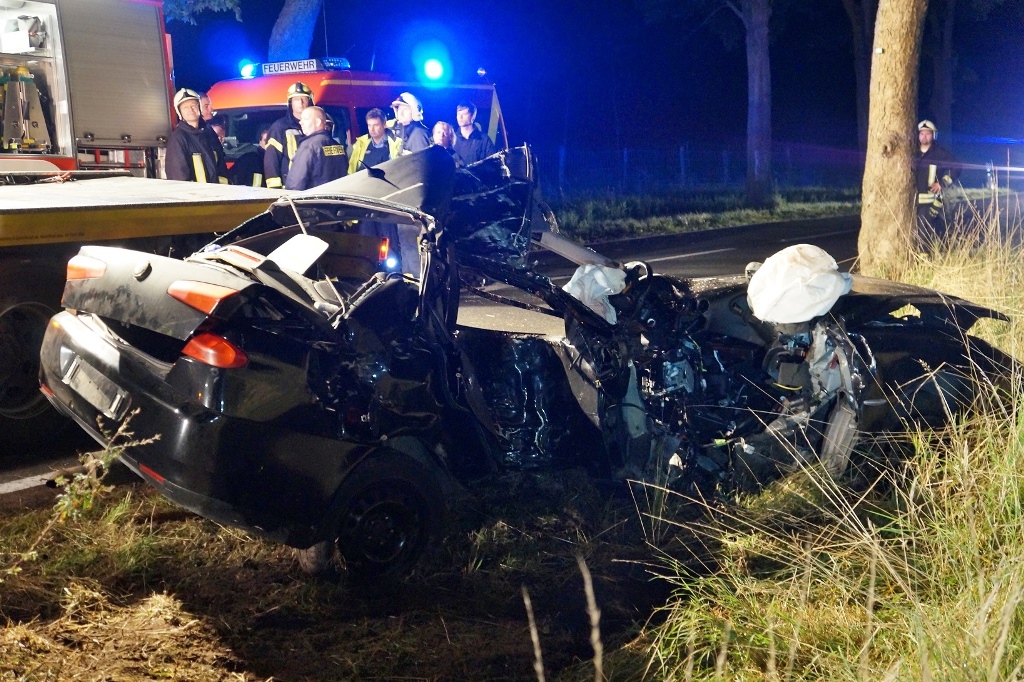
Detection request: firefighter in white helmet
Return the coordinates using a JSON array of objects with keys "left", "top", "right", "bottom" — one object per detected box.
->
[
  {"left": 263, "top": 81, "right": 314, "bottom": 188},
  {"left": 165, "top": 88, "right": 229, "bottom": 184},
  {"left": 391, "top": 91, "right": 430, "bottom": 155},
  {"left": 915, "top": 119, "right": 960, "bottom": 247}
]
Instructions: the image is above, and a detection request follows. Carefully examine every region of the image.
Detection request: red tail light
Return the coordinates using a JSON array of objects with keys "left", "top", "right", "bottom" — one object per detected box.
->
[
  {"left": 66, "top": 255, "right": 107, "bottom": 280},
  {"left": 378, "top": 238, "right": 390, "bottom": 263},
  {"left": 167, "top": 281, "right": 239, "bottom": 314},
  {"left": 138, "top": 463, "right": 166, "bottom": 485},
  {"left": 181, "top": 332, "right": 248, "bottom": 368}
]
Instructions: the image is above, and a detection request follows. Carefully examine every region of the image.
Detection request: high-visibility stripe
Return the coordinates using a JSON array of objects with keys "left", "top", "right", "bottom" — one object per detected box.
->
[
  {"left": 266, "top": 177, "right": 283, "bottom": 188},
  {"left": 218, "top": 176, "right": 229, "bottom": 184},
  {"left": 252, "top": 173, "right": 263, "bottom": 187},
  {"left": 918, "top": 193, "right": 937, "bottom": 204},
  {"left": 267, "top": 138, "right": 283, "bottom": 152},
  {"left": 927, "top": 164, "right": 937, "bottom": 186},
  {"left": 192, "top": 154, "right": 208, "bottom": 183},
  {"left": 286, "top": 130, "right": 299, "bottom": 164}
]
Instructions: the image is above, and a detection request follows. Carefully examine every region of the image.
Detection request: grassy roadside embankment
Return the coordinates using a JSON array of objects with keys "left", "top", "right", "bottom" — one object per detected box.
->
[
  {"left": 551, "top": 187, "right": 861, "bottom": 243},
  {"left": 590, "top": 202, "right": 1024, "bottom": 681},
  {"left": 3, "top": 189, "right": 1023, "bottom": 681}
]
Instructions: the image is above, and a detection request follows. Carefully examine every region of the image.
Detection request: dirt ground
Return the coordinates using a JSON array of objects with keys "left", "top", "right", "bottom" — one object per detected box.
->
[{"left": 0, "top": 469, "right": 683, "bottom": 681}]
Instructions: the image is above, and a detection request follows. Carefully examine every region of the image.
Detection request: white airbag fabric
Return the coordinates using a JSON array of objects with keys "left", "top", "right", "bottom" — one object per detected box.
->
[
  {"left": 563, "top": 264, "right": 628, "bottom": 324},
  {"left": 747, "top": 244, "right": 852, "bottom": 323}
]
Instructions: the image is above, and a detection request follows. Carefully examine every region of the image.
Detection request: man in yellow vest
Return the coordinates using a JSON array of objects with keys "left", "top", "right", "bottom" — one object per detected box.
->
[{"left": 349, "top": 108, "right": 401, "bottom": 174}]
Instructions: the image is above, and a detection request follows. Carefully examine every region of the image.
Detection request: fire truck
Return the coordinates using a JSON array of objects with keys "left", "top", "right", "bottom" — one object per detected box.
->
[
  {"left": 0, "top": 0, "right": 176, "bottom": 176},
  {"left": 0, "top": 0, "right": 285, "bottom": 451},
  {"left": 206, "top": 59, "right": 508, "bottom": 167}
]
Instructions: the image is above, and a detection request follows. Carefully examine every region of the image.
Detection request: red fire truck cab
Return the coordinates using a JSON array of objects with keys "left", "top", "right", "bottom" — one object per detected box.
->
[{"left": 206, "top": 59, "right": 507, "bottom": 167}]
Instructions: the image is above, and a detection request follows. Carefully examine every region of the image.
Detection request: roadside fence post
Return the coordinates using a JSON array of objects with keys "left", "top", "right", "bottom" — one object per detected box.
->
[
  {"left": 679, "top": 145, "right": 687, "bottom": 187},
  {"left": 558, "top": 145, "right": 566, "bottom": 193},
  {"left": 622, "top": 147, "right": 629, "bottom": 192}
]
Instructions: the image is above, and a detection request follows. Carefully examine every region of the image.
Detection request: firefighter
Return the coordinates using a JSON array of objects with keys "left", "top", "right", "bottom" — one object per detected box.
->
[
  {"left": 285, "top": 106, "right": 348, "bottom": 190},
  {"left": 165, "top": 88, "right": 229, "bottom": 184},
  {"left": 391, "top": 92, "right": 430, "bottom": 154},
  {"left": 264, "top": 81, "right": 314, "bottom": 188},
  {"left": 453, "top": 101, "right": 496, "bottom": 164},
  {"left": 348, "top": 108, "right": 401, "bottom": 174},
  {"left": 915, "top": 119, "right": 960, "bottom": 246}
]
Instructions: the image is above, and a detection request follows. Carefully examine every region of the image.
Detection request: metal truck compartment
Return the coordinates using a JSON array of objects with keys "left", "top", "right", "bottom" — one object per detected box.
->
[{"left": 58, "top": 0, "right": 172, "bottom": 147}]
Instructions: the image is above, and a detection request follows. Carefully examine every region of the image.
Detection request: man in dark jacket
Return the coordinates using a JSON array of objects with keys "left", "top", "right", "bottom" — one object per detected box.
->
[
  {"left": 915, "top": 119, "right": 961, "bottom": 246},
  {"left": 229, "top": 128, "right": 269, "bottom": 187},
  {"left": 453, "top": 101, "right": 496, "bottom": 164},
  {"left": 391, "top": 92, "right": 430, "bottom": 155},
  {"left": 165, "top": 88, "right": 229, "bottom": 184},
  {"left": 264, "top": 82, "right": 314, "bottom": 188},
  {"left": 285, "top": 107, "right": 348, "bottom": 190}
]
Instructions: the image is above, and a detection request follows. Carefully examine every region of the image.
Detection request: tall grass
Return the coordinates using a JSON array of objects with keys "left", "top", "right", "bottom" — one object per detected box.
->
[
  {"left": 551, "top": 188, "right": 860, "bottom": 243},
  {"left": 637, "top": 200, "right": 1024, "bottom": 681}
]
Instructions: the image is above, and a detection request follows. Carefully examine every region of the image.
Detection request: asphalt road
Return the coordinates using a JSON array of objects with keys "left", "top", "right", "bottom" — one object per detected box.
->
[
  {"left": 1, "top": 214, "right": 860, "bottom": 502},
  {"left": 457, "top": 213, "right": 859, "bottom": 335}
]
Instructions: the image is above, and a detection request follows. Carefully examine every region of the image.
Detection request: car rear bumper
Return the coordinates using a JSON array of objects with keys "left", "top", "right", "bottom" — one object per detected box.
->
[{"left": 38, "top": 311, "right": 365, "bottom": 547}]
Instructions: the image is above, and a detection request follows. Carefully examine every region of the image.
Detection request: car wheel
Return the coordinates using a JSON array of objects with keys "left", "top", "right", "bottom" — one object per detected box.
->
[
  {"left": 332, "top": 454, "right": 444, "bottom": 585},
  {"left": 0, "top": 265, "right": 70, "bottom": 453}
]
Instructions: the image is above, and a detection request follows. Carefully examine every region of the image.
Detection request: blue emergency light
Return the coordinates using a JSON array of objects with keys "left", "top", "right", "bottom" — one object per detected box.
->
[
  {"left": 239, "top": 60, "right": 257, "bottom": 79},
  {"left": 412, "top": 40, "right": 451, "bottom": 87}
]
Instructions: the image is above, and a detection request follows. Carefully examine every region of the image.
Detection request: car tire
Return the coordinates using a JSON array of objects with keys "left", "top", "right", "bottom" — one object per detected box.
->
[
  {"left": 326, "top": 452, "right": 445, "bottom": 586},
  {"left": 0, "top": 263, "right": 71, "bottom": 454}
]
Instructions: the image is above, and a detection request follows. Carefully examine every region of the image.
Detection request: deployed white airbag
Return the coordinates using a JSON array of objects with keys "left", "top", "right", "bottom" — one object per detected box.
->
[
  {"left": 747, "top": 244, "right": 852, "bottom": 323},
  {"left": 563, "top": 264, "right": 628, "bottom": 324}
]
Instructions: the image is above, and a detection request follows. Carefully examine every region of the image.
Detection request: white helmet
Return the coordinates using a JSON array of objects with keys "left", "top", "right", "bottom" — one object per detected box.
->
[
  {"left": 391, "top": 92, "right": 424, "bottom": 122},
  {"left": 173, "top": 88, "right": 201, "bottom": 119},
  {"left": 918, "top": 119, "right": 937, "bottom": 133}
]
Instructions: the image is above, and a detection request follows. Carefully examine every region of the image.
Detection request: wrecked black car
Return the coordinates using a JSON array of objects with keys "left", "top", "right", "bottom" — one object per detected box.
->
[{"left": 39, "top": 146, "right": 1016, "bottom": 582}]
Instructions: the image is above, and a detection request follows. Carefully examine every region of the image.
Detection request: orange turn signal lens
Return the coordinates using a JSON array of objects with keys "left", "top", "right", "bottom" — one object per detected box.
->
[
  {"left": 167, "top": 281, "right": 239, "bottom": 314},
  {"left": 378, "top": 238, "right": 390, "bottom": 263},
  {"left": 181, "top": 332, "right": 248, "bottom": 369},
  {"left": 66, "top": 255, "right": 107, "bottom": 280}
]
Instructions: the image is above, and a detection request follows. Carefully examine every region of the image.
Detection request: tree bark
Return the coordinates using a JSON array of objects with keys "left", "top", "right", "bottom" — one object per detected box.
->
[
  {"left": 738, "top": 0, "right": 773, "bottom": 207},
  {"left": 268, "top": 0, "right": 322, "bottom": 62},
  {"left": 840, "top": 0, "right": 878, "bottom": 150},
  {"left": 857, "top": 0, "right": 929, "bottom": 276}
]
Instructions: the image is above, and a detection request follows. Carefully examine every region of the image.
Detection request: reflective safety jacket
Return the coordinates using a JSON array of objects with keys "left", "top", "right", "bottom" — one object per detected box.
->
[
  {"left": 284, "top": 130, "right": 348, "bottom": 190},
  {"left": 348, "top": 131, "right": 401, "bottom": 174},
  {"left": 263, "top": 113, "right": 304, "bottom": 188},
  {"left": 229, "top": 148, "right": 265, "bottom": 187},
  {"left": 916, "top": 143, "right": 960, "bottom": 205},
  {"left": 165, "top": 120, "right": 229, "bottom": 184}
]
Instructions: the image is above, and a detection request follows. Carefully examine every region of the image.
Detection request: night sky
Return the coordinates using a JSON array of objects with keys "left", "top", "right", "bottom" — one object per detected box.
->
[{"left": 167, "top": 1, "right": 1024, "bottom": 153}]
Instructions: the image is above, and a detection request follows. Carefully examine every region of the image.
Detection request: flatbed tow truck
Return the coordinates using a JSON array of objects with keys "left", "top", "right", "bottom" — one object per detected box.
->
[{"left": 0, "top": 174, "right": 285, "bottom": 451}]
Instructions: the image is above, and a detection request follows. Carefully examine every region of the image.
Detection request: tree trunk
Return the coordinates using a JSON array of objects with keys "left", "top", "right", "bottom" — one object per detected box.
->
[
  {"left": 857, "top": 0, "right": 929, "bottom": 276},
  {"left": 927, "top": 0, "right": 956, "bottom": 138},
  {"left": 742, "top": 0, "right": 773, "bottom": 207},
  {"left": 841, "top": 0, "right": 878, "bottom": 150},
  {"left": 268, "top": 0, "right": 322, "bottom": 62}
]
